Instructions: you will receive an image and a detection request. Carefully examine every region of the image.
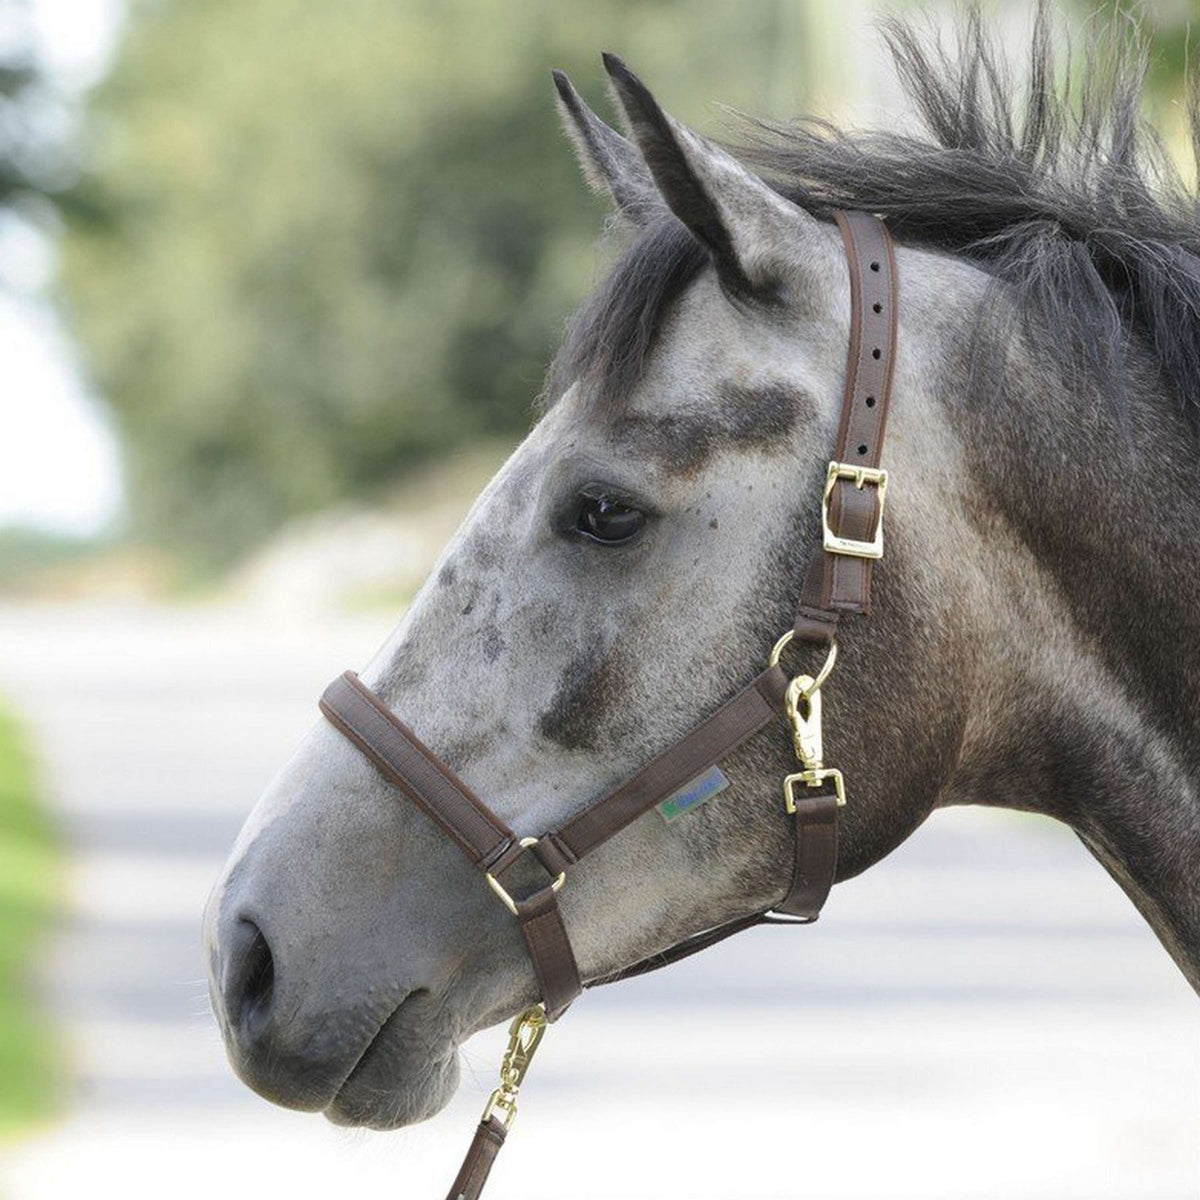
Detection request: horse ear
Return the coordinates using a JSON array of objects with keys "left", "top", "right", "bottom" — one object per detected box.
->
[
  {"left": 552, "top": 69, "right": 660, "bottom": 226},
  {"left": 601, "top": 52, "right": 818, "bottom": 297}
]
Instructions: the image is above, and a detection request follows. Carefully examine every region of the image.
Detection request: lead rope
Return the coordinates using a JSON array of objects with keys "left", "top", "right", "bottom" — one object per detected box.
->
[{"left": 445, "top": 1005, "right": 548, "bottom": 1200}]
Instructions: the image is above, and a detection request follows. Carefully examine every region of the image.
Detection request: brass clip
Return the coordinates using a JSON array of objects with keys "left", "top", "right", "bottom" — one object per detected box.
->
[
  {"left": 772, "top": 631, "right": 848, "bottom": 813},
  {"left": 785, "top": 674, "right": 823, "bottom": 769},
  {"left": 479, "top": 1005, "right": 547, "bottom": 1132}
]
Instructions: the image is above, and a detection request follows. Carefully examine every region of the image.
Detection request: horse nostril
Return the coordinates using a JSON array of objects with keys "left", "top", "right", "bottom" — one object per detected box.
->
[{"left": 224, "top": 917, "right": 276, "bottom": 1037}]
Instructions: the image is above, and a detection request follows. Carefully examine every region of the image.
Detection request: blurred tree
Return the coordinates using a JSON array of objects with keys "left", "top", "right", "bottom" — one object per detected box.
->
[
  {"left": 0, "top": 0, "right": 67, "bottom": 214},
  {"left": 60, "top": 0, "right": 808, "bottom": 569}
]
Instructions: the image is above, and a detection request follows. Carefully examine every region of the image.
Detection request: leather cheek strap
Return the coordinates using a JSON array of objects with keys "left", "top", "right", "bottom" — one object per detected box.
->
[
  {"left": 776, "top": 792, "right": 840, "bottom": 919},
  {"left": 794, "top": 209, "right": 898, "bottom": 644}
]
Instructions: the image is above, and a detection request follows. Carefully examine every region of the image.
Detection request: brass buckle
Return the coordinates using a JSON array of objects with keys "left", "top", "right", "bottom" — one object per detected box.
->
[
  {"left": 822, "top": 461, "right": 888, "bottom": 559},
  {"left": 783, "top": 768, "right": 846, "bottom": 811},
  {"left": 485, "top": 837, "right": 566, "bottom": 917}
]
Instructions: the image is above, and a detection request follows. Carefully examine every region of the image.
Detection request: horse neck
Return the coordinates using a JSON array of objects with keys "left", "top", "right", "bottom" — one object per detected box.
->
[{"left": 945, "top": 331, "right": 1200, "bottom": 993}]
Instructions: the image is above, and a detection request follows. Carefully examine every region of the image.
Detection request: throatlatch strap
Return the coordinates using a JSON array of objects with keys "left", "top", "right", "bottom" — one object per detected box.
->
[{"left": 794, "top": 211, "right": 898, "bottom": 645}]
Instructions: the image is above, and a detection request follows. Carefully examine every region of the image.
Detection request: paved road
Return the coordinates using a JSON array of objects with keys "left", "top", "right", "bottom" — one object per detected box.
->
[{"left": 0, "top": 601, "right": 1195, "bottom": 1200}]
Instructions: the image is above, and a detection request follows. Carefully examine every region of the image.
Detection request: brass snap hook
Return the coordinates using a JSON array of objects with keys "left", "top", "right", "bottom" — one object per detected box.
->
[
  {"left": 480, "top": 1004, "right": 548, "bottom": 1131},
  {"left": 785, "top": 674, "right": 823, "bottom": 768}
]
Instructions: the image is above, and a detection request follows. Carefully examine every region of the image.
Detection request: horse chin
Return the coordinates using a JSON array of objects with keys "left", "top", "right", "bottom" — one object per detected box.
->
[
  {"left": 324, "top": 1040, "right": 460, "bottom": 1130},
  {"left": 322, "top": 993, "right": 462, "bottom": 1130}
]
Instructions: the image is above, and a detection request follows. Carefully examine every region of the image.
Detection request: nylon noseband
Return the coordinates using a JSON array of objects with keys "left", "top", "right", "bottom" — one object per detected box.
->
[{"left": 318, "top": 210, "right": 898, "bottom": 1200}]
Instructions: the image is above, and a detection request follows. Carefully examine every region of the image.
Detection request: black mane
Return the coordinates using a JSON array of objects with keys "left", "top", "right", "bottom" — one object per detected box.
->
[{"left": 550, "top": 6, "right": 1200, "bottom": 431}]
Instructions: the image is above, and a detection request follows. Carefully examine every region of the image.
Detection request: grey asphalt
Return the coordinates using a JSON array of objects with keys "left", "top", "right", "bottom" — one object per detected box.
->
[{"left": 0, "top": 601, "right": 1195, "bottom": 1200}]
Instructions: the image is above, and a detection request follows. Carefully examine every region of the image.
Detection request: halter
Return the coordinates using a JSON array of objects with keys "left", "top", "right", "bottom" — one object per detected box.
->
[{"left": 318, "top": 210, "right": 897, "bottom": 1200}]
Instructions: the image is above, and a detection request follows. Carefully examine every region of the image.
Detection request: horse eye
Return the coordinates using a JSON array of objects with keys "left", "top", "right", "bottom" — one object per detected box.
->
[{"left": 575, "top": 494, "right": 645, "bottom": 544}]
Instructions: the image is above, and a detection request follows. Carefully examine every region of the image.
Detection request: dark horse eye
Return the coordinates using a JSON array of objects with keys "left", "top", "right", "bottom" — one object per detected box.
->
[{"left": 576, "top": 494, "right": 645, "bottom": 544}]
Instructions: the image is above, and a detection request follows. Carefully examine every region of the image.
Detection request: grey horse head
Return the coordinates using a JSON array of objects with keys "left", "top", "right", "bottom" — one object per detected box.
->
[{"left": 206, "top": 24, "right": 1200, "bottom": 1133}]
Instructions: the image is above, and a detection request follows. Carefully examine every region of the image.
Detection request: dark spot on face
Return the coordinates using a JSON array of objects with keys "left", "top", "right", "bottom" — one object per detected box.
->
[
  {"left": 538, "top": 641, "right": 632, "bottom": 751},
  {"left": 718, "top": 381, "right": 803, "bottom": 442},
  {"left": 375, "top": 650, "right": 428, "bottom": 705},
  {"left": 480, "top": 621, "right": 506, "bottom": 664},
  {"left": 609, "top": 412, "right": 716, "bottom": 474},
  {"left": 440, "top": 728, "right": 505, "bottom": 770},
  {"left": 608, "top": 381, "right": 804, "bottom": 476},
  {"left": 460, "top": 600, "right": 474, "bottom": 616},
  {"left": 471, "top": 538, "right": 501, "bottom": 571},
  {"left": 709, "top": 518, "right": 719, "bottom": 530},
  {"left": 533, "top": 601, "right": 563, "bottom": 640}
]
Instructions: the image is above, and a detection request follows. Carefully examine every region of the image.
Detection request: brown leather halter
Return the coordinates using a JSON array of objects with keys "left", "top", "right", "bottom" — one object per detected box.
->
[{"left": 318, "top": 210, "right": 897, "bottom": 1200}]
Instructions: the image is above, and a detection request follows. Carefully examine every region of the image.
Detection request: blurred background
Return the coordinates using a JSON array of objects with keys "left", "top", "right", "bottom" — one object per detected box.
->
[{"left": 0, "top": 0, "right": 1195, "bottom": 1197}]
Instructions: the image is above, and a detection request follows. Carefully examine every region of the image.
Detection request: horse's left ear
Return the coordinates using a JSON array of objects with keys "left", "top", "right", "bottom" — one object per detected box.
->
[
  {"left": 602, "top": 52, "right": 827, "bottom": 298},
  {"left": 552, "top": 69, "right": 660, "bottom": 226}
]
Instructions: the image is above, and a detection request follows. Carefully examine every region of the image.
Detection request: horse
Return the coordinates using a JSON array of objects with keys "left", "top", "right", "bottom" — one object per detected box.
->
[{"left": 204, "top": 4, "right": 1200, "bottom": 1175}]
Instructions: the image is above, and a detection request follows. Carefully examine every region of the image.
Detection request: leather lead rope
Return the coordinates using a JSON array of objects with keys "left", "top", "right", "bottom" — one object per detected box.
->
[{"left": 316, "top": 210, "right": 899, "bottom": 1200}]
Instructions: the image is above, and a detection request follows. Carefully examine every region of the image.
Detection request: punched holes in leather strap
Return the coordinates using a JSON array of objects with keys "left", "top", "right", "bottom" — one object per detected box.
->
[{"left": 794, "top": 211, "right": 897, "bottom": 639}]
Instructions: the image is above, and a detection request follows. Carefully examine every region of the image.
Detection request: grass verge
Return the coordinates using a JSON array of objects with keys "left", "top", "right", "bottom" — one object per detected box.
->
[{"left": 0, "top": 699, "right": 60, "bottom": 1137}]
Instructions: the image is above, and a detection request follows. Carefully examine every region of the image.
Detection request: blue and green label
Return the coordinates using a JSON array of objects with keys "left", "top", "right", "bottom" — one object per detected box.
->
[{"left": 657, "top": 765, "right": 729, "bottom": 823}]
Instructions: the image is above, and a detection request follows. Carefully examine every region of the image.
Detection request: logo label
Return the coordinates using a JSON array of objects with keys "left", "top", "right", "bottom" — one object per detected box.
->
[{"left": 657, "top": 765, "right": 730, "bottom": 823}]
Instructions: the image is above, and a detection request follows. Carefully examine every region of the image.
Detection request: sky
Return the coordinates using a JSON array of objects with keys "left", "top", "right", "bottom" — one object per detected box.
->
[{"left": 0, "top": 0, "right": 123, "bottom": 537}]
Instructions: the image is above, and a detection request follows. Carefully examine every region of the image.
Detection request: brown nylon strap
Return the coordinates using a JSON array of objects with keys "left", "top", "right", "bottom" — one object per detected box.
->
[
  {"left": 794, "top": 211, "right": 898, "bottom": 644},
  {"left": 775, "top": 792, "right": 840, "bottom": 919},
  {"left": 514, "top": 888, "right": 580, "bottom": 1020},
  {"left": 320, "top": 672, "right": 513, "bottom": 866},
  {"left": 445, "top": 1117, "right": 506, "bottom": 1200},
  {"left": 545, "top": 664, "right": 790, "bottom": 863}
]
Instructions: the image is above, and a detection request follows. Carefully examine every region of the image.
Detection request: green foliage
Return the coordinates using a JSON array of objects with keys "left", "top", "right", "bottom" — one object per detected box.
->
[
  {"left": 0, "top": 527, "right": 96, "bottom": 585},
  {"left": 0, "top": 700, "right": 60, "bottom": 1134},
  {"left": 59, "top": 0, "right": 816, "bottom": 569}
]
